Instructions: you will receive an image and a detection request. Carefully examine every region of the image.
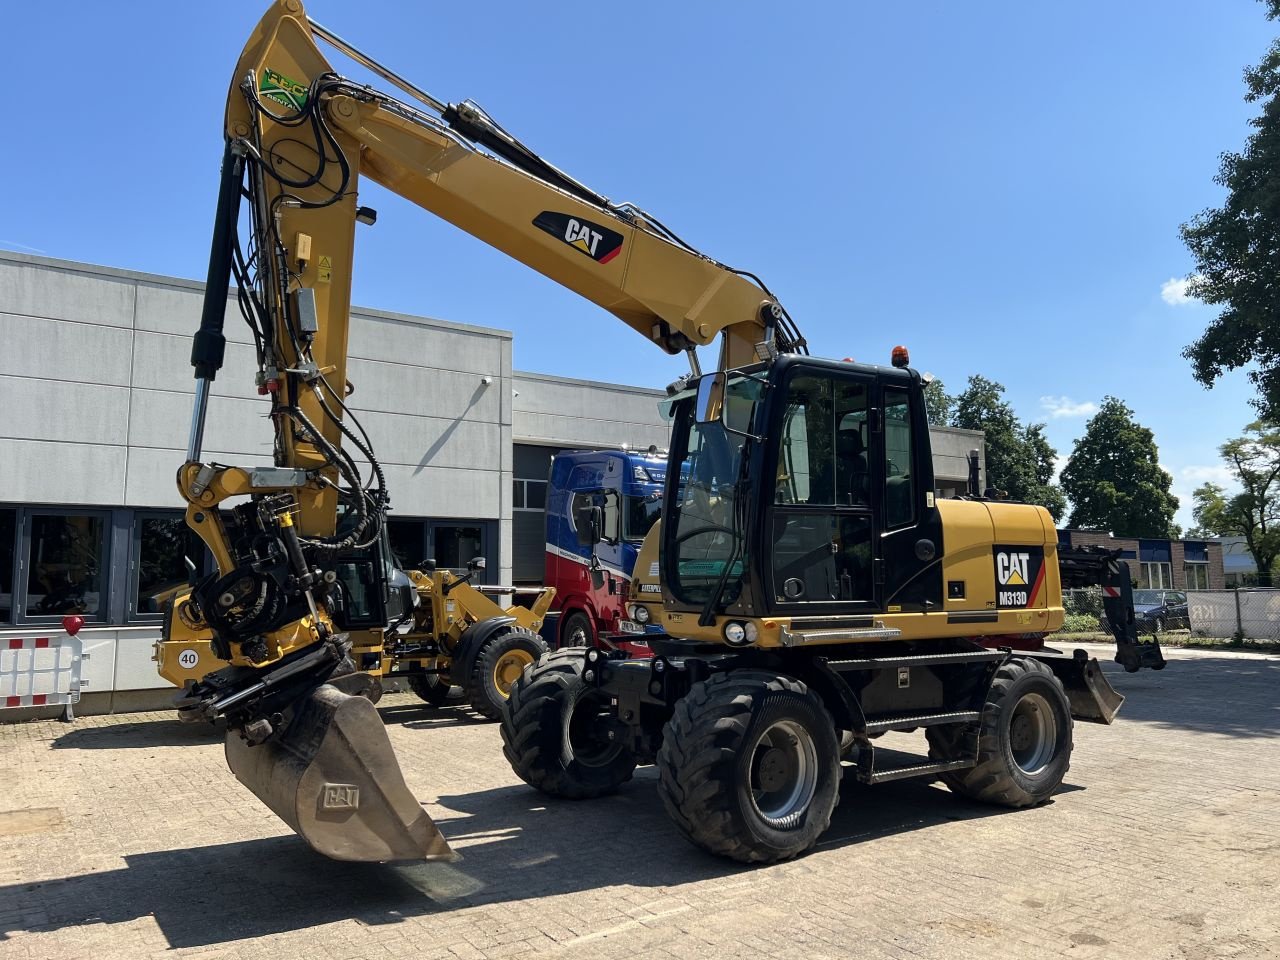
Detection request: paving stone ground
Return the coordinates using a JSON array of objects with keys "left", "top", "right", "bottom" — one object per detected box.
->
[{"left": 2, "top": 644, "right": 1278, "bottom": 960}]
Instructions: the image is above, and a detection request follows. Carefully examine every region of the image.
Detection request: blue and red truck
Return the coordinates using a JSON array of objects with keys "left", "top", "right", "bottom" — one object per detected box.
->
[{"left": 543, "top": 448, "right": 667, "bottom": 654}]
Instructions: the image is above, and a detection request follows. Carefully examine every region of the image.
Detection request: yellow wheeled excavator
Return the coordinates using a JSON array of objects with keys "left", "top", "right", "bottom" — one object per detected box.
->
[{"left": 174, "top": 0, "right": 1158, "bottom": 865}]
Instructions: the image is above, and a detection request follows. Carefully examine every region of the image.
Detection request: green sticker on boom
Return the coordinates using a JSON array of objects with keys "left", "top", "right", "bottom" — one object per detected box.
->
[{"left": 260, "top": 68, "right": 308, "bottom": 111}]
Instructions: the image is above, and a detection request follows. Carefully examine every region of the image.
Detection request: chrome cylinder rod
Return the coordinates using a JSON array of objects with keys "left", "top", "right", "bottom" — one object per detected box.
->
[
  {"left": 308, "top": 17, "right": 447, "bottom": 115},
  {"left": 187, "top": 378, "right": 211, "bottom": 461}
]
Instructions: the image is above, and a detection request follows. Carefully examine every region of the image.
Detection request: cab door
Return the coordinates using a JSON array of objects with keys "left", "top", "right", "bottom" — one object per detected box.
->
[
  {"left": 875, "top": 380, "right": 943, "bottom": 613},
  {"left": 764, "top": 367, "right": 880, "bottom": 615}
]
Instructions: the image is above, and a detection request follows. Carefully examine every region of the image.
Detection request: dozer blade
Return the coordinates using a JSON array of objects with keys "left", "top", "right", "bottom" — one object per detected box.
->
[
  {"left": 1034, "top": 650, "right": 1125, "bottom": 725},
  {"left": 225, "top": 683, "right": 456, "bottom": 862}
]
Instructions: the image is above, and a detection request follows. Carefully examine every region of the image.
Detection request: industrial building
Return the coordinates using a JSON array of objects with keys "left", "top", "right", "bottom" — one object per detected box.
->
[{"left": 0, "top": 251, "right": 985, "bottom": 712}]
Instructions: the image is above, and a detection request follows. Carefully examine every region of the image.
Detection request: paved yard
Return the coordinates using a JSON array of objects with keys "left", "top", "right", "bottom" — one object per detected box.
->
[{"left": 1, "top": 645, "right": 1278, "bottom": 960}]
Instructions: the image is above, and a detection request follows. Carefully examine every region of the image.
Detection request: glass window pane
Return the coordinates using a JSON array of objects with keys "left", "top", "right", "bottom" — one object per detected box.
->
[
  {"left": 388, "top": 519, "right": 427, "bottom": 570},
  {"left": 435, "top": 525, "right": 484, "bottom": 571},
  {"left": 772, "top": 513, "right": 872, "bottom": 602},
  {"left": 27, "top": 514, "right": 105, "bottom": 617},
  {"left": 512, "top": 480, "right": 525, "bottom": 509},
  {"left": 525, "top": 481, "right": 547, "bottom": 511},
  {"left": 884, "top": 388, "right": 915, "bottom": 527},
  {"left": 0, "top": 508, "right": 14, "bottom": 623},
  {"left": 136, "top": 516, "right": 204, "bottom": 615}
]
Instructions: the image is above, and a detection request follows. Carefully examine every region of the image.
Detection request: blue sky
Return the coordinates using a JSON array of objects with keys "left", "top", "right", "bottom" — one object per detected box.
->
[{"left": 0, "top": 1, "right": 1270, "bottom": 529}]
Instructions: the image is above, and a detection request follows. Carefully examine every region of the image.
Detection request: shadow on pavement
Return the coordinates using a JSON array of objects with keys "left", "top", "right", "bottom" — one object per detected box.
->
[
  {"left": 0, "top": 765, "right": 1026, "bottom": 948},
  {"left": 1103, "top": 655, "right": 1280, "bottom": 738},
  {"left": 50, "top": 719, "right": 224, "bottom": 750}
]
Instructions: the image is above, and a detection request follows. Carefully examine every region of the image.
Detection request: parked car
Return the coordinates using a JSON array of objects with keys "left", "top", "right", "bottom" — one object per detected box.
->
[{"left": 1132, "top": 589, "right": 1189, "bottom": 633}]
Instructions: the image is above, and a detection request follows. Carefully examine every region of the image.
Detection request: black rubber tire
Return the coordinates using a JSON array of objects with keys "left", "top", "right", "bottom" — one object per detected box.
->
[
  {"left": 560, "top": 610, "right": 593, "bottom": 648},
  {"left": 927, "top": 656, "right": 1073, "bottom": 808},
  {"left": 469, "top": 628, "right": 551, "bottom": 721},
  {"left": 407, "top": 673, "right": 462, "bottom": 707},
  {"left": 657, "top": 670, "right": 840, "bottom": 864},
  {"left": 500, "top": 649, "right": 637, "bottom": 798}
]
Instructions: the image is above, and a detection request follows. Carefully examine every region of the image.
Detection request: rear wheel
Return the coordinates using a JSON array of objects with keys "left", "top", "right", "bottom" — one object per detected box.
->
[
  {"left": 927, "top": 656, "right": 1072, "bottom": 807},
  {"left": 469, "top": 629, "right": 550, "bottom": 720},
  {"left": 501, "top": 649, "right": 636, "bottom": 797},
  {"left": 657, "top": 670, "right": 839, "bottom": 863},
  {"left": 407, "top": 673, "right": 462, "bottom": 707},
  {"left": 560, "top": 610, "right": 593, "bottom": 648}
]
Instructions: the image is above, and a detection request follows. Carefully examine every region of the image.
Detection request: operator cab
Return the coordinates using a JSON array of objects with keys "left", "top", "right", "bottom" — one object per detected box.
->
[{"left": 659, "top": 353, "right": 941, "bottom": 627}]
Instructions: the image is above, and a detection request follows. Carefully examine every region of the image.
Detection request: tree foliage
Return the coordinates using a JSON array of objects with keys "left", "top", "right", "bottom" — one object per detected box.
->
[
  {"left": 1059, "top": 397, "right": 1179, "bottom": 538},
  {"left": 1190, "top": 423, "right": 1280, "bottom": 578},
  {"left": 1179, "top": 0, "right": 1280, "bottom": 420},
  {"left": 922, "top": 378, "right": 955, "bottom": 427},
  {"left": 951, "top": 375, "right": 1066, "bottom": 520}
]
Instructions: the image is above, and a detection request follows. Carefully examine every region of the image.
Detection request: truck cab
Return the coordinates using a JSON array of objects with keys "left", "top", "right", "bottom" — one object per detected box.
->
[{"left": 544, "top": 449, "right": 666, "bottom": 651}]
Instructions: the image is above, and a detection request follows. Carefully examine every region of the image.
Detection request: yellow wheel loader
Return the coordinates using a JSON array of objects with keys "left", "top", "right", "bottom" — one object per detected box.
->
[
  {"left": 158, "top": 552, "right": 556, "bottom": 722},
  {"left": 172, "top": 0, "right": 1157, "bottom": 865}
]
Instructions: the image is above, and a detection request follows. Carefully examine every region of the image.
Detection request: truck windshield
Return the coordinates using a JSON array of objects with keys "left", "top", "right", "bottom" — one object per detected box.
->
[
  {"left": 624, "top": 495, "right": 662, "bottom": 542},
  {"left": 661, "top": 374, "right": 764, "bottom": 607}
]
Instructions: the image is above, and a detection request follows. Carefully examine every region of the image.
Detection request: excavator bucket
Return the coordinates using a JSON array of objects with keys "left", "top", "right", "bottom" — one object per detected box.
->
[{"left": 225, "top": 683, "right": 456, "bottom": 862}]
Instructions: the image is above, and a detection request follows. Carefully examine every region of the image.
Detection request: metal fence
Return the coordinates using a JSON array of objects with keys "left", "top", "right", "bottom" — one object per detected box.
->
[{"left": 1061, "top": 587, "right": 1280, "bottom": 640}]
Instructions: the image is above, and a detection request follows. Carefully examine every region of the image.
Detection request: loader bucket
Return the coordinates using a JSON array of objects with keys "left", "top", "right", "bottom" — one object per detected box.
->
[{"left": 225, "top": 683, "right": 456, "bottom": 862}]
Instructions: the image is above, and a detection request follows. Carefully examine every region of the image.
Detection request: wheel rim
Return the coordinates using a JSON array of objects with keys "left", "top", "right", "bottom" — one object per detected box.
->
[
  {"left": 565, "top": 616, "right": 589, "bottom": 646},
  {"left": 564, "top": 688, "right": 624, "bottom": 768},
  {"left": 748, "top": 719, "right": 818, "bottom": 829},
  {"left": 492, "top": 649, "right": 535, "bottom": 697},
  {"left": 1008, "top": 692, "right": 1058, "bottom": 776}
]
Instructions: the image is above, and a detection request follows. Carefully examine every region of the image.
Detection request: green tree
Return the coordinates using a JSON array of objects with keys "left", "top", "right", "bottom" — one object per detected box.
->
[
  {"left": 1179, "top": 0, "right": 1280, "bottom": 421},
  {"left": 922, "top": 378, "right": 955, "bottom": 427},
  {"left": 1189, "top": 423, "right": 1280, "bottom": 580},
  {"left": 951, "top": 375, "right": 1066, "bottom": 521},
  {"left": 1059, "top": 397, "right": 1179, "bottom": 537}
]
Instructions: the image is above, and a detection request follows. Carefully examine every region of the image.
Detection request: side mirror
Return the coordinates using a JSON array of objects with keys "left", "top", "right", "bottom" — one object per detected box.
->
[
  {"left": 694, "top": 372, "right": 726, "bottom": 424},
  {"left": 467, "top": 556, "right": 486, "bottom": 572},
  {"left": 575, "top": 505, "right": 603, "bottom": 546},
  {"left": 590, "top": 566, "right": 605, "bottom": 590}
]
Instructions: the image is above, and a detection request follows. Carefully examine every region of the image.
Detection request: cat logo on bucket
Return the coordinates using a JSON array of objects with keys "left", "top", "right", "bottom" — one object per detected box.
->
[{"left": 992, "top": 546, "right": 1045, "bottom": 609}]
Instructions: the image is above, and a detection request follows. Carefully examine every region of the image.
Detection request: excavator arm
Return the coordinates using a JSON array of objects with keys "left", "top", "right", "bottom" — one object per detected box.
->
[{"left": 173, "top": 0, "right": 803, "bottom": 863}]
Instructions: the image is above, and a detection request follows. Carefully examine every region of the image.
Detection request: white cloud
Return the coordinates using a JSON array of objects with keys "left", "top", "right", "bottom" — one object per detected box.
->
[
  {"left": 1178, "top": 464, "right": 1235, "bottom": 487},
  {"left": 1040, "top": 396, "right": 1098, "bottom": 419},
  {"left": 1160, "top": 276, "right": 1198, "bottom": 306}
]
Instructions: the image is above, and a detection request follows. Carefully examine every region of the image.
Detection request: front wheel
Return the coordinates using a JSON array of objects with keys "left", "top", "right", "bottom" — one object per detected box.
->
[
  {"left": 469, "top": 628, "right": 550, "bottom": 720},
  {"left": 559, "top": 610, "right": 593, "bottom": 648},
  {"left": 928, "top": 656, "right": 1072, "bottom": 808},
  {"left": 657, "top": 670, "right": 840, "bottom": 864},
  {"left": 501, "top": 649, "right": 636, "bottom": 798}
]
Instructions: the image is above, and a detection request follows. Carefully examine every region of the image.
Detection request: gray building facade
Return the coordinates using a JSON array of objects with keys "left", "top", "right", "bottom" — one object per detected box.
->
[{"left": 0, "top": 251, "right": 983, "bottom": 711}]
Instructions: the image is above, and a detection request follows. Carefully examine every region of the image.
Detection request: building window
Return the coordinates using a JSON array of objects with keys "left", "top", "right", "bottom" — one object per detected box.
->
[
  {"left": 513, "top": 479, "right": 547, "bottom": 512},
  {"left": 434, "top": 524, "right": 485, "bottom": 573},
  {"left": 133, "top": 513, "right": 211, "bottom": 618},
  {"left": 1141, "top": 561, "right": 1172, "bottom": 590},
  {"left": 24, "top": 512, "right": 108, "bottom": 620},
  {"left": 388, "top": 518, "right": 429, "bottom": 571},
  {"left": 0, "top": 508, "right": 14, "bottom": 624},
  {"left": 1184, "top": 563, "right": 1209, "bottom": 590}
]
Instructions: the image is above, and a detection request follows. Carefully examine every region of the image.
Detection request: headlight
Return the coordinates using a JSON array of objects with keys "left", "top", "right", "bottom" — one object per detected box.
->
[
  {"left": 744, "top": 621, "right": 759, "bottom": 643},
  {"left": 634, "top": 604, "right": 651, "bottom": 625},
  {"left": 723, "top": 621, "right": 747, "bottom": 645}
]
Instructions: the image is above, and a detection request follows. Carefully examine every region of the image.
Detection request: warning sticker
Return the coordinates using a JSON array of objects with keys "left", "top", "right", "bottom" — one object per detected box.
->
[
  {"left": 992, "top": 546, "right": 1045, "bottom": 609},
  {"left": 649, "top": 562, "right": 659, "bottom": 577},
  {"left": 317, "top": 255, "right": 332, "bottom": 283}
]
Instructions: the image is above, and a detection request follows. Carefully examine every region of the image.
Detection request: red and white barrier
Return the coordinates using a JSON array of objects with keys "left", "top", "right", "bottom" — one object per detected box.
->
[{"left": 0, "top": 634, "right": 83, "bottom": 721}]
